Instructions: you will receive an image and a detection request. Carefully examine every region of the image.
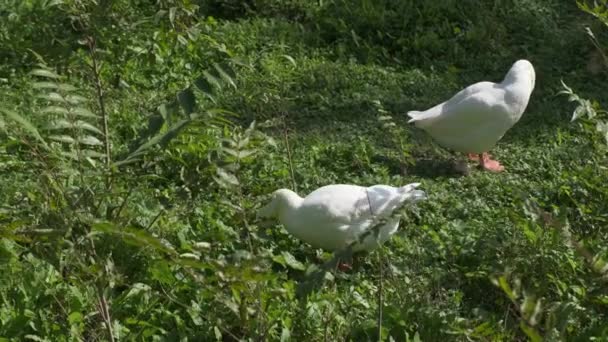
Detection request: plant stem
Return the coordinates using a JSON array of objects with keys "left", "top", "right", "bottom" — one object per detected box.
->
[
  {"left": 377, "top": 248, "right": 384, "bottom": 341},
  {"left": 87, "top": 36, "right": 111, "bottom": 167},
  {"left": 97, "top": 287, "right": 115, "bottom": 342},
  {"left": 281, "top": 114, "right": 297, "bottom": 191}
]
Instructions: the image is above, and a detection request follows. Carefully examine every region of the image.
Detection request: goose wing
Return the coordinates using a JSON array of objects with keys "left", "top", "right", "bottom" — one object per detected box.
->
[{"left": 407, "top": 81, "right": 498, "bottom": 126}]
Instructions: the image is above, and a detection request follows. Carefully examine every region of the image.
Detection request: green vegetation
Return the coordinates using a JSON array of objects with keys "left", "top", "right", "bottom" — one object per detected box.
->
[{"left": 1, "top": 0, "right": 607, "bottom": 340}]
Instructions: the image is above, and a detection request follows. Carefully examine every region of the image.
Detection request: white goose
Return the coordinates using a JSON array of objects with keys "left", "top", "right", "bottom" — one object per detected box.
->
[
  {"left": 407, "top": 59, "right": 536, "bottom": 172},
  {"left": 258, "top": 183, "right": 425, "bottom": 252}
]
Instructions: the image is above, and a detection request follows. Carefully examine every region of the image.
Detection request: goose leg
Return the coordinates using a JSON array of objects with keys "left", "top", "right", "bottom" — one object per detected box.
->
[
  {"left": 478, "top": 153, "right": 505, "bottom": 172},
  {"left": 338, "top": 261, "right": 352, "bottom": 271},
  {"left": 337, "top": 253, "right": 360, "bottom": 272},
  {"left": 467, "top": 153, "right": 480, "bottom": 161}
]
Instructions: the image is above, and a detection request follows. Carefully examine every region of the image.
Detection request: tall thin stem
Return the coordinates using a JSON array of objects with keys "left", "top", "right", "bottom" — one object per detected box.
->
[
  {"left": 281, "top": 114, "right": 297, "bottom": 191},
  {"left": 87, "top": 36, "right": 111, "bottom": 167},
  {"left": 97, "top": 288, "right": 115, "bottom": 342},
  {"left": 377, "top": 248, "right": 384, "bottom": 341}
]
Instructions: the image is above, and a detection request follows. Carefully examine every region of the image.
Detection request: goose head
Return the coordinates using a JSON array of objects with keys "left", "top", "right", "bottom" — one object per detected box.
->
[
  {"left": 257, "top": 189, "right": 302, "bottom": 220},
  {"left": 504, "top": 59, "right": 536, "bottom": 90}
]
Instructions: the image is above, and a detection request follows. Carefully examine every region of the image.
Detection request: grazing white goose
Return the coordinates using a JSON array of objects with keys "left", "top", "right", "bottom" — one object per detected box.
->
[
  {"left": 407, "top": 59, "right": 536, "bottom": 172},
  {"left": 258, "top": 183, "right": 425, "bottom": 252}
]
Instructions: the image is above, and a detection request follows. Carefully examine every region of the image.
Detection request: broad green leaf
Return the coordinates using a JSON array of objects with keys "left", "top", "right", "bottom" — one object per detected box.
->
[
  {"left": 177, "top": 87, "right": 196, "bottom": 115},
  {"left": 172, "top": 257, "right": 212, "bottom": 270},
  {"left": 281, "top": 54, "right": 297, "bottom": 67},
  {"left": 119, "top": 117, "right": 192, "bottom": 165},
  {"left": 230, "top": 56, "right": 252, "bottom": 68},
  {"left": 72, "top": 107, "right": 98, "bottom": 118},
  {"left": 280, "top": 326, "right": 290, "bottom": 342},
  {"left": 236, "top": 136, "right": 250, "bottom": 149},
  {"left": 78, "top": 135, "right": 103, "bottom": 146},
  {"left": 57, "top": 83, "right": 77, "bottom": 92},
  {"left": 203, "top": 70, "right": 222, "bottom": 89},
  {"left": 92, "top": 222, "right": 176, "bottom": 255},
  {"left": 125, "top": 283, "right": 152, "bottom": 298},
  {"left": 158, "top": 103, "right": 170, "bottom": 121},
  {"left": 112, "top": 158, "right": 141, "bottom": 167},
  {"left": 148, "top": 260, "right": 176, "bottom": 284},
  {"left": 177, "top": 34, "right": 188, "bottom": 46},
  {"left": 179, "top": 253, "right": 200, "bottom": 260},
  {"left": 169, "top": 6, "right": 176, "bottom": 25},
  {"left": 519, "top": 322, "right": 542, "bottom": 342},
  {"left": 66, "top": 94, "right": 88, "bottom": 105},
  {"left": 237, "top": 149, "right": 256, "bottom": 159},
  {"left": 215, "top": 168, "right": 239, "bottom": 186},
  {"left": 572, "top": 102, "right": 589, "bottom": 122},
  {"left": 206, "top": 108, "right": 239, "bottom": 118},
  {"left": 85, "top": 156, "right": 96, "bottom": 167},
  {"left": 213, "top": 63, "right": 236, "bottom": 89},
  {"left": 49, "top": 135, "right": 76, "bottom": 144},
  {"left": 41, "top": 106, "right": 69, "bottom": 115},
  {"left": 74, "top": 120, "right": 103, "bottom": 135},
  {"left": 596, "top": 121, "right": 608, "bottom": 144},
  {"left": 59, "top": 151, "right": 79, "bottom": 159},
  {"left": 32, "top": 81, "right": 58, "bottom": 89},
  {"left": 33, "top": 81, "right": 75, "bottom": 92},
  {"left": 194, "top": 77, "right": 216, "bottom": 102},
  {"left": 82, "top": 149, "right": 106, "bottom": 158},
  {"left": 218, "top": 62, "right": 237, "bottom": 79},
  {"left": 68, "top": 312, "right": 83, "bottom": 325},
  {"left": 221, "top": 138, "right": 237, "bottom": 147},
  {"left": 520, "top": 295, "right": 537, "bottom": 319},
  {"left": 45, "top": 118, "right": 72, "bottom": 130},
  {"left": 146, "top": 113, "right": 165, "bottom": 138},
  {"left": 37, "top": 92, "right": 65, "bottom": 103},
  {"left": 222, "top": 147, "right": 239, "bottom": 157},
  {"left": 281, "top": 251, "right": 306, "bottom": 270},
  {"left": 497, "top": 276, "right": 516, "bottom": 301},
  {"left": 30, "top": 68, "right": 60, "bottom": 79}
]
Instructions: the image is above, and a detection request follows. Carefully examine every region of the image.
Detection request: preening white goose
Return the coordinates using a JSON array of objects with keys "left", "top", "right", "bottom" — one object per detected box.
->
[
  {"left": 258, "top": 183, "right": 425, "bottom": 252},
  {"left": 407, "top": 59, "right": 536, "bottom": 172}
]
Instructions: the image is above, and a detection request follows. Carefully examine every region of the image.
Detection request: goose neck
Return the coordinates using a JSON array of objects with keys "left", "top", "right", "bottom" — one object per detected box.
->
[{"left": 276, "top": 189, "right": 303, "bottom": 219}]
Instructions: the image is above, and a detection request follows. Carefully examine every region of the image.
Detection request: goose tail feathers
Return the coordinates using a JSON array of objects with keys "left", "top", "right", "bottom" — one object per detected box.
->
[
  {"left": 406, "top": 111, "right": 424, "bottom": 123},
  {"left": 399, "top": 183, "right": 426, "bottom": 201}
]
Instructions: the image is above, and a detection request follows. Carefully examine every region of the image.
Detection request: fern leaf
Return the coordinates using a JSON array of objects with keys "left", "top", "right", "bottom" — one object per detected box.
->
[
  {"left": 75, "top": 120, "right": 103, "bottom": 135},
  {"left": 82, "top": 149, "right": 106, "bottom": 158},
  {"left": 213, "top": 63, "right": 236, "bottom": 89},
  {"left": 78, "top": 135, "right": 103, "bottom": 146},
  {"left": 120, "top": 117, "right": 193, "bottom": 164},
  {"left": 37, "top": 93, "right": 66, "bottom": 103},
  {"left": 32, "top": 81, "right": 58, "bottom": 90},
  {"left": 72, "top": 107, "right": 99, "bottom": 118},
  {"left": 203, "top": 70, "right": 222, "bottom": 89},
  {"left": 45, "top": 119, "right": 72, "bottom": 130},
  {"left": 49, "top": 135, "right": 76, "bottom": 144},
  {"left": 30, "top": 69, "right": 61, "bottom": 79},
  {"left": 41, "top": 106, "right": 69, "bottom": 115},
  {"left": 0, "top": 108, "right": 47, "bottom": 146},
  {"left": 66, "top": 94, "right": 88, "bottom": 105}
]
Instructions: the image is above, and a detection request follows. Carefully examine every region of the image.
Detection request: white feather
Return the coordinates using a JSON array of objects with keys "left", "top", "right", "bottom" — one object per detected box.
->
[
  {"left": 258, "top": 183, "right": 426, "bottom": 252},
  {"left": 407, "top": 60, "right": 536, "bottom": 153}
]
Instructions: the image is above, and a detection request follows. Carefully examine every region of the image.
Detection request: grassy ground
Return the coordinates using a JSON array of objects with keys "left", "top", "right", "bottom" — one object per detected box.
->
[
  {"left": 1, "top": 0, "right": 608, "bottom": 340},
  {"left": 213, "top": 4, "right": 607, "bottom": 339}
]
